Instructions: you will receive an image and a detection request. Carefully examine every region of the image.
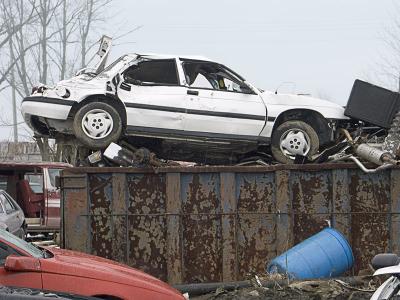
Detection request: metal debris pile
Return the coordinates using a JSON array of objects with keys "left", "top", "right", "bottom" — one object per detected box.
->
[
  {"left": 78, "top": 127, "right": 400, "bottom": 172},
  {"left": 190, "top": 276, "right": 378, "bottom": 300},
  {"left": 310, "top": 80, "right": 400, "bottom": 173},
  {"left": 246, "top": 80, "right": 400, "bottom": 173},
  {"left": 80, "top": 141, "right": 177, "bottom": 168},
  {"left": 306, "top": 126, "right": 400, "bottom": 173}
]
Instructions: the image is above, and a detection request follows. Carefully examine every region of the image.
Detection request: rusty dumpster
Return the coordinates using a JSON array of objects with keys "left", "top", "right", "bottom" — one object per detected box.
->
[{"left": 60, "top": 163, "right": 400, "bottom": 284}]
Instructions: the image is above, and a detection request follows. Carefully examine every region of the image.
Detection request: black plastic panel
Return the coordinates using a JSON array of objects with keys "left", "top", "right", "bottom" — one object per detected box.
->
[{"left": 344, "top": 79, "right": 400, "bottom": 128}]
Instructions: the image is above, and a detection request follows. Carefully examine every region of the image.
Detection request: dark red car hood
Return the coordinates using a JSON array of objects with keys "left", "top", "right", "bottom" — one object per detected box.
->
[{"left": 40, "top": 247, "right": 183, "bottom": 298}]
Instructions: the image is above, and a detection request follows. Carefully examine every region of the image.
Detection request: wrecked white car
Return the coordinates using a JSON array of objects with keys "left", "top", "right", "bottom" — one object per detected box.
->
[{"left": 22, "top": 43, "right": 347, "bottom": 164}]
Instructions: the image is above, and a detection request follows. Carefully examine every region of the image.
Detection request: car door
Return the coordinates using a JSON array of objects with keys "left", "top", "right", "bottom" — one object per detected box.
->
[
  {"left": 180, "top": 59, "right": 266, "bottom": 141},
  {"left": 117, "top": 58, "right": 188, "bottom": 135}
]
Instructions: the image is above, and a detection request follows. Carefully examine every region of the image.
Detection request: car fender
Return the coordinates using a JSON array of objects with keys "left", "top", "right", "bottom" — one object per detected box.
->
[{"left": 258, "top": 91, "right": 346, "bottom": 138}]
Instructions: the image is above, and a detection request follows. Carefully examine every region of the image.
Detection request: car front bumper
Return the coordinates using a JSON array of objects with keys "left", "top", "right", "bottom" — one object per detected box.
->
[
  {"left": 22, "top": 96, "right": 76, "bottom": 136},
  {"left": 22, "top": 96, "right": 75, "bottom": 120}
]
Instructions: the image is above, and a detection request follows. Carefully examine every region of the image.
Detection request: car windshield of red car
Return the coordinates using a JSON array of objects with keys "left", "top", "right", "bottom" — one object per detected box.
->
[{"left": 0, "top": 229, "right": 43, "bottom": 258}]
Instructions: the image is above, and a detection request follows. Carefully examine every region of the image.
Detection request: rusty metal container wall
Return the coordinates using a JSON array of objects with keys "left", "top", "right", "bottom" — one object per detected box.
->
[{"left": 61, "top": 164, "right": 400, "bottom": 284}]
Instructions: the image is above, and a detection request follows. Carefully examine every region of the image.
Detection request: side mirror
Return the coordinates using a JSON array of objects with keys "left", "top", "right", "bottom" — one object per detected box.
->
[{"left": 5, "top": 255, "right": 41, "bottom": 272}]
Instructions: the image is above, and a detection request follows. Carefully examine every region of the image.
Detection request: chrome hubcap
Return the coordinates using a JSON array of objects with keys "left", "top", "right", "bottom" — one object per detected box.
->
[
  {"left": 279, "top": 129, "right": 311, "bottom": 159},
  {"left": 81, "top": 109, "right": 113, "bottom": 139}
]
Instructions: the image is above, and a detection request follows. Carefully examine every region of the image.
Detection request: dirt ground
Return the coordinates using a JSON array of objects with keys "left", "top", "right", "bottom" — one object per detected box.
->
[{"left": 190, "top": 277, "right": 377, "bottom": 300}]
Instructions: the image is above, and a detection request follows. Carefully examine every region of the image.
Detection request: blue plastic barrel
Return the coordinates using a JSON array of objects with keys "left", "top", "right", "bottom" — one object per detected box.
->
[{"left": 266, "top": 228, "right": 354, "bottom": 280}]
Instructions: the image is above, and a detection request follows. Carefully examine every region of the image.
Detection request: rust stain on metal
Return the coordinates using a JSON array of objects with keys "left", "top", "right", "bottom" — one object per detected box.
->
[
  {"left": 331, "top": 169, "right": 351, "bottom": 246},
  {"left": 236, "top": 173, "right": 276, "bottom": 277},
  {"left": 111, "top": 174, "right": 128, "bottom": 263},
  {"left": 88, "top": 174, "right": 113, "bottom": 259},
  {"left": 349, "top": 171, "right": 390, "bottom": 274},
  {"left": 127, "top": 173, "right": 167, "bottom": 281},
  {"left": 166, "top": 173, "right": 182, "bottom": 284},
  {"left": 62, "top": 174, "right": 89, "bottom": 251},
  {"left": 291, "top": 171, "right": 332, "bottom": 244},
  {"left": 220, "top": 172, "right": 237, "bottom": 282},
  {"left": 181, "top": 173, "right": 222, "bottom": 283}
]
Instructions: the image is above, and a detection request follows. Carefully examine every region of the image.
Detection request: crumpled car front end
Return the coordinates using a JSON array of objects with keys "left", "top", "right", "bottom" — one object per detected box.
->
[{"left": 21, "top": 61, "right": 127, "bottom": 137}]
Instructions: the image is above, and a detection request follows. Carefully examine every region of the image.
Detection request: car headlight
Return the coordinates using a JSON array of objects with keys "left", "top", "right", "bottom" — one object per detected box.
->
[{"left": 54, "top": 86, "right": 70, "bottom": 98}]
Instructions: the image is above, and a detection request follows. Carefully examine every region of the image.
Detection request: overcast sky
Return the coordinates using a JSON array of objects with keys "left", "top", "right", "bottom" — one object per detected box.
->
[
  {"left": 1, "top": 0, "right": 398, "bottom": 140},
  {"left": 108, "top": 0, "right": 396, "bottom": 103}
]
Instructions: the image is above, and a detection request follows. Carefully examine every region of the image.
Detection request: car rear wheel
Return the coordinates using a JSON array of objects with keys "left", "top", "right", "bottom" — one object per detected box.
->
[
  {"left": 271, "top": 120, "right": 319, "bottom": 164},
  {"left": 73, "top": 102, "right": 122, "bottom": 149}
]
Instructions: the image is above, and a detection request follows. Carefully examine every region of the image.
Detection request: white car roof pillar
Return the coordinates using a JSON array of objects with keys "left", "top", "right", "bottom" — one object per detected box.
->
[{"left": 176, "top": 58, "right": 188, "bottom": 86}]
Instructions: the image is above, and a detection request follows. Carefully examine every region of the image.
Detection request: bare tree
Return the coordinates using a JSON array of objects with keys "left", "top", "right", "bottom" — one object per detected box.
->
[
  {"left": 78, "top": 0, "right": 112, "bottom": 68},
  {"left": 9, "top": 38, "right": 17, "bottom": 142},
  {"left": 35, "top": 0, "right": 64, "bottom": 84},
  {"left": 0, "top": 0, "right": 139, "bottom": 161},
  {"left": 0, "top": 0, "right": 35, "bottom": 52},
  {"left": 0, "top": 0, "right": 36, "bottom": 88},
  {"left": 374, "top": 3, "right": 400, "bottom": 91},
  {"left": 57, "top": 0, "right": 81, "bottom": 80}
]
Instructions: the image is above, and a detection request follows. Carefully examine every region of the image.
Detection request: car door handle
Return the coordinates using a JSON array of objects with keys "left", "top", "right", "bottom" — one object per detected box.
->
[{"left": 187, "top": 90, "right": 199, "bottom": 96}]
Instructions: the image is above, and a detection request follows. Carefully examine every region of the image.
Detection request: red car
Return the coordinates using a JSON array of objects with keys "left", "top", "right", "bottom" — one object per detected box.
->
[{"left": 0, "top": 229, "right": 185, "bottom": 300}]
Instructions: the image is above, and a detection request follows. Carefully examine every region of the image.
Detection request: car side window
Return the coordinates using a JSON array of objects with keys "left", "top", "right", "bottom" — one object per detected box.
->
[
  {"left": 124, "top": 59, "right": 179, "bottom": 86},
  {"left": 182, "top": 61, "right": 254, "bottom": 94},
  {"left": 3, "top": 193, "right": 18, "bottom": 211},
  {"left": 0, "top": 194, "right": 14, "bottom": 214},
  {"left": 24, "top": 174, "right": 44, "bottom": 194}
]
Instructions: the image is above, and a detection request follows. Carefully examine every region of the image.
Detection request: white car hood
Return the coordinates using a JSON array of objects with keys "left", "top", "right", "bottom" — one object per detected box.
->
[
  {"left": 57, "top": 75, "right": 107, "bottom": 90},
  {"left": 39, "top": 74, "right": 111, "bottom": 102}
]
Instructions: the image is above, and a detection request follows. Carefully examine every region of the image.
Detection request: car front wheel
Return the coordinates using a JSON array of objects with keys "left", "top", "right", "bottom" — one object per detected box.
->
[
  {"left": 73, "top": 102, "right": 122, "bottom": 149},
  {"left": 271, "top": 120, "right": 319, "bottom": 164}
]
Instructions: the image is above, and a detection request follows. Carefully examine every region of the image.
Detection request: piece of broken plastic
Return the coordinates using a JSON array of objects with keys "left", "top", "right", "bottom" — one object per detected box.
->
[
  {"left": 104, "top": 142, "right": 121, "bottom": 160},
  {"left": 88, "top": 151, "right": 102, "bottom": 164}
]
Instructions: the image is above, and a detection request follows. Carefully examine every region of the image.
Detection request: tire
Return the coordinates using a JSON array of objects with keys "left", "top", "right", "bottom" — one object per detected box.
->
[
  {"left": 73, "top": 102, "right": 122, "bottom": 149},
  {"left": 271, "top": 120, "right": 319, "bottom": 164}
]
